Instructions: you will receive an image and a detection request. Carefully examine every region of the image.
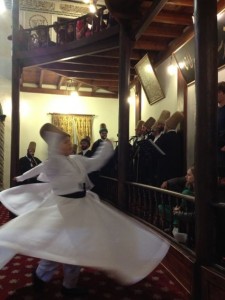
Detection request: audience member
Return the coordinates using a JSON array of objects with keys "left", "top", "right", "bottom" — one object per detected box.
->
[
  {"left": 91, "top": 123, "right": 109, "bottom": 155},
  {"left": 18, "top": 141, "right": 42, "bottom": 184},
  {"left": 159, "top": 166, "right": 195, "bottom": 246},
  {"left": 35, "top": 25, "right": 55, "bottom": 47},
  {"left": 172, "top": 166, "right": 195, "bottom": 245},
  {"left": 78, "top": 137, "right": 92, "bottom": 157},
  {"left": 91, "top": 123, "right": 111, "bottom": 191}
]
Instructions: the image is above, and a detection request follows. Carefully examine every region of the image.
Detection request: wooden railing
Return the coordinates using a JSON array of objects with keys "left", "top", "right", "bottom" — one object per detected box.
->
[
  {"left": 16, "top": 7, "right": 117, "bottom": 51},
  {"left": 98, "top": 175, "right": 225, "bottom": 299},
  {"left": 99, "top": 175, "right": 225, "bottom": 265}
]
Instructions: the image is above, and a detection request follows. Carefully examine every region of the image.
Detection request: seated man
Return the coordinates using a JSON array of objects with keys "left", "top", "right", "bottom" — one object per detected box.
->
[{"left": 18, "top": 141, "right": 42, "bottom": 184}]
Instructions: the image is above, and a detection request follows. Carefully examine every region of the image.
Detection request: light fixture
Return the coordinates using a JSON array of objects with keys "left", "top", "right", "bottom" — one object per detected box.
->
[
  {"left": 167, "top": 56, "right": 177, "bottom": 76},
  {"left": 82, "top": 0, "right": 97, "bottom": 14},
  {"left": 71, "top": 90, "right": 79, "bottom": 98},
  {"left": 67, "top": 79, "right": 79, "bottom": 98},
  {"left": 0, "top": 0, "right": 6, "bottom": 14}
]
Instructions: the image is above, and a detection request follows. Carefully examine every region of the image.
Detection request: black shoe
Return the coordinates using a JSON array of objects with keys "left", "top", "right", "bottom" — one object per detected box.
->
[
  {"left": 32, "top": 270, "right": 45, "bottom": 292},
  {"left": 61, "top": 286, "right": 88, "bottom": 297}
]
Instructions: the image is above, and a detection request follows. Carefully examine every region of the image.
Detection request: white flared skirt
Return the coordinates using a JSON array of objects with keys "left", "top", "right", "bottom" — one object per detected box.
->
[{"left": 0, "top": 184, "right": 169, "bottom": 285}]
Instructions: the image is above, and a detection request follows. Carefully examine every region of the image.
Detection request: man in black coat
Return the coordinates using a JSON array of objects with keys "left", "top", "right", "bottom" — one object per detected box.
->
[
  {"left": 78, "top": 137, "right": 92, "bottom": 157},
  {"left": 155, "top": 111, "right": 184, "bottom": 186},
  {"left": 18, "top": 141, "right": 42, "bottom": 184}
]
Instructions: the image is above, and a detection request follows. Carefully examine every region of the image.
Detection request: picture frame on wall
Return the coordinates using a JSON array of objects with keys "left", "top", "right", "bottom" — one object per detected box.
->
[
  {"left": 174, "top": 37, "right": 195, "bottom": 85},
  {"left": 218, "top": 10, "right": 225, "bottom": 69},
  {"left": 174, "top": 10, "right": 225, "bottom": 84},
  {"left": 135, "top": 54, "right": 165, "bottom": 105}
]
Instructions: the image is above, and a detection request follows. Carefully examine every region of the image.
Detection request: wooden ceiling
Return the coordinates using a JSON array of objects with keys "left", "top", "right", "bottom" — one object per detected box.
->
[{"left": 19, "top": 0, "right": 225, "bottom": 98}]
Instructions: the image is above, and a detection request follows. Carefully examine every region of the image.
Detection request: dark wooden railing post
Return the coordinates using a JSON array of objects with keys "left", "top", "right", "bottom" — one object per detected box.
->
[
  {"left": 10, "top": 0, "right": 21, "bottom": 187},
  {"left": 194, "top": 0, "right": 218, "bottom": 299},
  {"left": 117, "top": 26, "right": 133, "bottom": 209}
]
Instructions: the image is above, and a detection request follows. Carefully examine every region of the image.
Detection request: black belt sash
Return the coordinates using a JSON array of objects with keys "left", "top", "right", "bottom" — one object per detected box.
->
[{"left": 60, "top": 190, "right": 86, "bottom": 198}]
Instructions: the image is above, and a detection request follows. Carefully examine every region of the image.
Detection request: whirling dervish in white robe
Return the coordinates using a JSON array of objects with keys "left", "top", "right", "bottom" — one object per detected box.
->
[{"left": 0, "top": 124, "right": 169, "bottom": 285}]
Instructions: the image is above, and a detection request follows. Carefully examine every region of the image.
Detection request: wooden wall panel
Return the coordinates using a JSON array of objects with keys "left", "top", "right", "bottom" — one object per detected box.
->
[
  {"left": 161, "top": 245, "right": 196, "bottom": 299},
  {"left": 201, "top": 267, "right": 225, "bottom": 300}
]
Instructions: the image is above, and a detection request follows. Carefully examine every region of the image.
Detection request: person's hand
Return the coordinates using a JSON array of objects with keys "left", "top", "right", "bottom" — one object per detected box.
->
[
  {"left": 161, "top": 181, "right": 168, "bottom": 189},
  {"left": 221, "top": 145, "right": 225, "bottom": 152}
]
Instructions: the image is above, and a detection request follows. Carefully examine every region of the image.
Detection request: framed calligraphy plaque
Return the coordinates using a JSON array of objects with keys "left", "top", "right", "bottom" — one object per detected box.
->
[
  {"left": 174, "top": 37, "right": 195, "bottom": 85},
  {"left": 218, "top": 10, "right": 225, "bottom": 68},
  {"left": 135, "top": 54, "right": 165, "bottom": 105}
]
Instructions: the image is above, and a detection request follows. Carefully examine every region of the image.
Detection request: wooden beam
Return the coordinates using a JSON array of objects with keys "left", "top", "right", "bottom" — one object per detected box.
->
[
  {"left": 57, "top": 76, "right": 64, "bottom": 89},
  {"left": 52, "top": 70, "right": 121, "bottom": 81},
  {"left": 75, "top": 80, "right": 118, "bottom": 92},
  {"left": 75, "top": 79, "right": 118, "bottom": 87},
  {"left": 65, "top": 56, "right": 120, "bottom": 67},
  {"left": 20, "top": 86, "right": 118, "bottom": 98},
  {"left": 142, "top": 24, "right": 184, "bottom": 38},
  {"left": 167, "top": 0, "right": 193, "bottom": 7},
  {"left": 39, "top": 69, "right": 44, "bottom": 88},
  {"left": 155, "top": 12, "right": 193, "bottom": 26},
  {"left": 155, "top": 25, "right": 194, "bottom": 65},
  {"left": 41, "top": 62, "right": 122, "bottom": 75},
  {"left": 141, "top": 0, "right": 193, "bottom": 9},
  {"left": 17, "top": 26, "right": 120, "bottom": 68},
  {"left": 155, "top": 0, "right": 225, "bottom": 66},
  {"left": 134, "top": 39, "right": 168, "bottom": 51},
  {"left": 134, "top": 0, "right": 168, "bottom": 40}
]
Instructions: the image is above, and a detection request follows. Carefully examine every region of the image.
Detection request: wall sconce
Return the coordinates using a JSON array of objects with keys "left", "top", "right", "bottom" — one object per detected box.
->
[{"left": 167, "top": 56, "right": 177, "bottom": 76}]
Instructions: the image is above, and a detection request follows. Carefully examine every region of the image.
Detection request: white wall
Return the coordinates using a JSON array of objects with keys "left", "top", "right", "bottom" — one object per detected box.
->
[
  {"left": 186, "top": 83, "right": 196, "bottom": 167},
  {"left": 186, "top": 66, "right": 225, "bottom": 167},
  {"left": 141, "top": 56, "right": 179, "bottom": 123},
  {"left": 20, "top": 92, "right": 119, "bottom": 155},
  {"left": 1, "top": 91, "right": 119, "bottom": 188}
]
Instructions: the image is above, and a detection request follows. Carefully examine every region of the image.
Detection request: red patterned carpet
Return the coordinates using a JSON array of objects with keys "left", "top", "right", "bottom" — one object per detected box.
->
[{"left": 0, "top": 204, "right": 186, "bottom": 300}]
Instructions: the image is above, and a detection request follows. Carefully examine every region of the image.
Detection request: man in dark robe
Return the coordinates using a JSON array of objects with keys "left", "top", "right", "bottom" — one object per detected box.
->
[{"left": 18, "top": 141, "right": 42, "bottom": 184}]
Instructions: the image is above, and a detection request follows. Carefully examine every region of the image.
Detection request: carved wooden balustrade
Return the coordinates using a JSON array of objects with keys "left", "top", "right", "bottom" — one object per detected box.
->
[
  {"left": 99, "top": 175, "right": 225, "bottom": 266},
  {"left": 16, "top": 7, "right": 114, "bottom": 51}
]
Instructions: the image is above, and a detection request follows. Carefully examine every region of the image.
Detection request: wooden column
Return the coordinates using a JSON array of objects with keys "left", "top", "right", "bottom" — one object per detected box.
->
[
  {"left": 135, "top": 79, "right": 142, "bottom": 125},
  {"left": 0, "top": 114, "right": 6, "bottom": 191},
  {"left": 117, "top": 27, "right": 133, "bottom": 209},
  {"left": 177, "top": 69, "right": 187, "bottom": 172},
  {"left": 194, "top": 0, "right": 218, "bottom": 299},
  {"left": 10, "top": 0, "right": 20, "bottom": 187}
]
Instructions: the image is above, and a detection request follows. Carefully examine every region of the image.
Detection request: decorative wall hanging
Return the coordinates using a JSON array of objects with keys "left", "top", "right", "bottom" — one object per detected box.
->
[
  {"left": 135, "top": 54, "right": 165, "bottom": 105},
  {"left": 218, "top": 10, "right": 225, "bottom": 69},
  {"left": 174, "top": 37, "right": 195, "bottom": 85}
]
